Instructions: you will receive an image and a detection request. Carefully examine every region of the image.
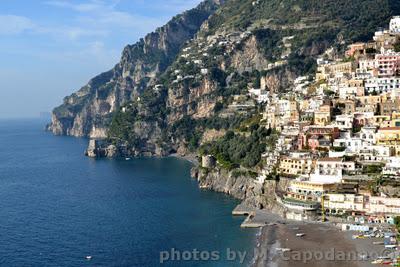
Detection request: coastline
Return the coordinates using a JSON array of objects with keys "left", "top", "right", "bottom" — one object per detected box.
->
[
  {"left": 80, "top": 141, "right": 388, "bottom": 267},
  {"left": 168, "top": 153, "right": 199, "bottom": 166}
]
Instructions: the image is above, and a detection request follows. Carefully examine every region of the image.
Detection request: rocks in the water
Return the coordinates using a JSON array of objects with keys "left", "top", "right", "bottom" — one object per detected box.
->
[
  {"left": 85, "top": 139, "right": 101, "bottom": 158},
  {"left": 85, "top": 140, "right": 118, "bottom": 158}
]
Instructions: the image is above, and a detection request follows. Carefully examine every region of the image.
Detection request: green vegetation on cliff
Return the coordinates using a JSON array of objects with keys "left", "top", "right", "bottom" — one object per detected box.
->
[{"left": 199, "top": 123, "right": 276, "bottom": 169}]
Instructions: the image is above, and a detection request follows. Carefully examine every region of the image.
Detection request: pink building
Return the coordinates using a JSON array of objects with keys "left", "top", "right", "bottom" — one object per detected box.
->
[
  {"left": 345, "top": 43, "right": 366, "bottom": 57},
  {"left": 376, "top": 52, "right": 400, "bottom": 77}
]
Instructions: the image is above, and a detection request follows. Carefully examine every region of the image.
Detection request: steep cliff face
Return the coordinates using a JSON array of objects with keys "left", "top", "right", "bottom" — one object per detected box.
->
[
  {"left": 229, "top": 36, "right": 270, "bottom": 73},
  {"left": 167, "top": 78, "right": 218, "bottom": 123},
  {"left": 191, "top": 166, "right": 291, "bottom": 214},
  {"left": 48, "top": 0, "right": 221, "bottom": 138}
]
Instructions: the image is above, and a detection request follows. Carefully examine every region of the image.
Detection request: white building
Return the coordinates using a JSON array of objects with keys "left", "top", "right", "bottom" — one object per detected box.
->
[
  {"left": 365, "top": 77, "right": 400, "bottom": 94},
  {"left": 359, "top": 145, "right": 391, "bottom": 162},
  {"left": 383, "top": 157, "right": 400, "bottom": 176},
  {"left": 248, "top": 88, "right": 269, "bottom": 103},
  {"left": 390, "top": 16, "right": 400, "bottom": 33},
  {"left": 333, "top": 138, "right": 363, "bottom": 154},
  {"left": 368, "top": 196, "right": 400, "bottom": 214},
  {"left": 358, "top": 126, "right": 377, "bottom": 145},
  {"left": 310, "top": 158, "right": 344, "bottom": 183},
  {"left": 200, "top": 68, "right": 208, "bottom": 75},
  {"left": 334, "top": 115, "right": 354, "bottom": 130},
  {"left": 358, "top": 57, "right": 377, "bottom": 72}
]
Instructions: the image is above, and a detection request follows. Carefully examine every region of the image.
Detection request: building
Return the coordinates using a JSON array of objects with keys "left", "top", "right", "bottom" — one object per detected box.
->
[
  {"left": 323, "top": 193, "right": 400, "bottom": 216},
  {"left": 383, "top": 157, "right": 400, "bottom": 176},
  {"left": 368, "top": 196, "right": 400, "bottom": 214},
  {"left": 380, "top": 97, "right": 400, "bottom": 116},
  {"left": 377, "top": 127, "right": 400, "bottom": 156},
  {"left": 354, "top": 112, "right": 375, "bottom": 127},
  {"left": 288, "top": 180, "right": 337, "bottom": 199},
  {"left": 389, "top": 16, "right": 400, "bottom": 33},
  {"left": 358, "top": 126, "right": 377, "bottom": 144},
  {"left": 310, "top": 158, "right": 345, "bottom": 183},
  {"left": 333, "top": 137, "right": 363, "bottom": 154},
  {"left": 298, "top": 126, "right": 340, "bottom": 150},
  {"left": 316, "top": 61, "right": 354, "bottom": 81},
  {"left": 358, "top": 145, "right": 391, "bottom": 162},
  {"left": 334, "top": 115, "right": 354, "bottom": 130},
  {"left": 308, "top": 136, "right": 331, "bottom": 151},
  {"left": 278, "top": 155, "right": 314, "bottom": 177},
  {"left": 345, "top": 43, "right": 366, "bottom": 58},
  {"left": 375, "top": 52, "right": 400, "bottom": 77},
  {"left": 358, "top": 57, "right": 377, "bottom": 72},
  {"left": 365, "top": 77, "right": 400, "bottom": 94},
  {"left": 324, "top": 194, "right": 366, "bottom": 215},
  {"left": 314, "top": 104, "right": 331, "bottom": 126}
]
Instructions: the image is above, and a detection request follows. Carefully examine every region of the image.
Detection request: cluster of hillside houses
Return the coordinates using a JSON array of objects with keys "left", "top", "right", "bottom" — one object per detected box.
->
[{"left": 254, "top": 16, "right": 400, "bottom": 223}]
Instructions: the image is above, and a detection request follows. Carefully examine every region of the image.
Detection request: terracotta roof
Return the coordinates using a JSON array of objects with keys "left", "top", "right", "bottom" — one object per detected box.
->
[
  {"left": 379, "top": 127, "right": 400, "bottom": 131},
  {"left": 318, "top": 157, "right": 343, "bottom": 162}
]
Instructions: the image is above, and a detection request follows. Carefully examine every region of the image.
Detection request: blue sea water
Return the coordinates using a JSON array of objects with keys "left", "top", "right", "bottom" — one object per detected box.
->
[{"left": 0, "top": 119, "right": 256, "bottom": 267}]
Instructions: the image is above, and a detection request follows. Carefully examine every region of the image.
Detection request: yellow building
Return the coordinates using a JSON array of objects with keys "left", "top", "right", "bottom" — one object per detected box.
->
[
  {"left": 324, "top": 194, "right": 365, "bottom": 214},
  {"left": 356, "top": 95, "right": 381, "bottom": 106},
  {"left": 314, "top": 105, "right": 331, "bottom": 126},
  {"left": 379, "top": 119, "right": 400, "bottom": 128},
  {"left": 279, "top": 157, "right": 314, "bottom": 176},
  {"left": 317, "top": 62, "right": 354, "bottom": 81},
  {"left": 264, "top": 99, "right": 299, "bottom": 128},
  {"left": 287, "top": 180, "right": 337, "bottom": 202},
  {"left": 289, "top": 100, "right": 299, "bottom": 122},
  {"left": 391, "top": 112, "right": 400, "bottom": 120},
  {"left": 372, "top": 115, "right": 391, "bottom": 127},
  {"left": 376, "top": 127, "right": 400, "bottom": 156}
]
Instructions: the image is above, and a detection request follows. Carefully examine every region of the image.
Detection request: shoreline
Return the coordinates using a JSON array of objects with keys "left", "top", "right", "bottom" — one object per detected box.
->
[
  {"left": 251, "top": 220, "right": 389, "bottom": 267},
  {"left": 84, "top": 146, "right": 388, "bottom": 267},
  {"left": 168, "top": 153, "right": 199, "bottom": 166}
]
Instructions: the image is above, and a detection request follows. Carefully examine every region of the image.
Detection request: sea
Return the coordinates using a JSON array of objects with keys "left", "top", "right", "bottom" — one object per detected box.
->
[{"left": 0, "top": 119, "right": 256, "bottom": 267}]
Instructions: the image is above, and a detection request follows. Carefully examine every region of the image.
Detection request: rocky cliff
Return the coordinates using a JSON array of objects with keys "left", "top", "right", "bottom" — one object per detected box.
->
[
  {"left": 48, "top": 0, "right": 222, "bottom": 138},
  {"left": 191, "top": 166, "right": 291, "bottom": 214}
]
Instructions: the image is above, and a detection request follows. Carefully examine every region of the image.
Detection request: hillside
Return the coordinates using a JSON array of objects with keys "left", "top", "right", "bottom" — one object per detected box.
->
[
  {"left": 48, "top": 0, "right": 222, "bottom": 137},
  {"left": 48, "top": 0, "right": 400, "bottom": 158}
]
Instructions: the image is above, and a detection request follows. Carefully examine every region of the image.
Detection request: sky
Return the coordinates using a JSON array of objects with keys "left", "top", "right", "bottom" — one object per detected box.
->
[{"left": 0, "top": 0, "right": 202, "bottom": 118}]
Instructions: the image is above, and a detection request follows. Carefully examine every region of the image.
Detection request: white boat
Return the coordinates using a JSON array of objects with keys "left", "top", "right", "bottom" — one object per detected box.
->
[
  {"left": 276, "top": 248, "right": 291, "bottom": 252},
  {"left": 125, "top": 158, "right": 131, "bottom": 161},
  {"left": 86, "top": 256, "right": 92, "bottom": 260},
  {"left": 296, "top": 233, "right": 305, "bottom": 237}
]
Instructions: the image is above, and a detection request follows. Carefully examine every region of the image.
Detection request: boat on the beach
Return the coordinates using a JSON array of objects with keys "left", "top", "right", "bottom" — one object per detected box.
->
[{"left": 276, "top": 248, "right": 291, "bottom": 252}]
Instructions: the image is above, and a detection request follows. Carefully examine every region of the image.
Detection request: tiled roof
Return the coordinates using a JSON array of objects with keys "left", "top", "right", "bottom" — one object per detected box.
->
[{"left": 318, "top": 157, "right": 343, "bottom": 162}]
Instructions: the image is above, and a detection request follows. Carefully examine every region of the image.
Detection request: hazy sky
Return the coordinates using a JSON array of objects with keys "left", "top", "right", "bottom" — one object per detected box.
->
[{"left": 0, "top": 0, "right": 202, "bottom": 118}]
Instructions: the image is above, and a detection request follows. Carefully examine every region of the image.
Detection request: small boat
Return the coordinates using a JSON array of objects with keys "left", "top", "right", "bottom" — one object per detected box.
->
[
  {"left": 86, "top": 256, "right": 92, "bottom": 260},
  {"left": 125, "top": 157, "right": 131, "bottom": 161},
  {"left": 276, "top": 248, "right": 291, "bottom": 252},
  {"left": 296, "top": 233, "right": 305, "bottom": 237}
]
